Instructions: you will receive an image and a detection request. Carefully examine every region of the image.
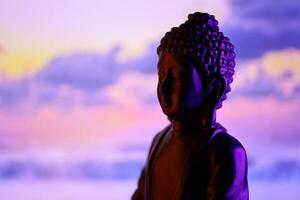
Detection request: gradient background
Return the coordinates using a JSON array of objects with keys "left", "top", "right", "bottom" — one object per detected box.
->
[{"left": 0, "top": 0, "right": 300, "bottom": 199}]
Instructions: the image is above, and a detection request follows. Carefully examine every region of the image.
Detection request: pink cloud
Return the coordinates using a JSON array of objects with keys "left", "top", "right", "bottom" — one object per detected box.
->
[
  {"left": 0, "top": 102, "right": 166, "bottom": 150},
  {"left": 232, "top": 49, "right": 300, "bottom": 98},
  {"left": 219, "top": 97, "right": 300, "bottom": 151}
]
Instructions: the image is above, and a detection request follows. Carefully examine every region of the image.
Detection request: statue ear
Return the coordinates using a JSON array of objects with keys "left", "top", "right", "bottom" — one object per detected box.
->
[{"left": 208, "top": 75, "right": 226, "bottom": 104}]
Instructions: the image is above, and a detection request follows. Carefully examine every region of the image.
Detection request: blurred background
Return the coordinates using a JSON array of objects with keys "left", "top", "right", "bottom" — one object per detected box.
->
[{"left": 0, "top": 0, "right": 300, "bottom": 199}]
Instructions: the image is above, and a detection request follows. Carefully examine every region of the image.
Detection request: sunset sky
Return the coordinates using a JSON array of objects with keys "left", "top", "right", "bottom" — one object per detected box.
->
[{"left": 0, "top": 0, "right": 300, "bottom": 199}]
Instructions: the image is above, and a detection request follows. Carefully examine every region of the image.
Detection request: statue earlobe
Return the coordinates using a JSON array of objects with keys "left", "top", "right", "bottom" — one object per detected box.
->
[{"left": 208, "top": 75, "right": 227, "bottom": 105}]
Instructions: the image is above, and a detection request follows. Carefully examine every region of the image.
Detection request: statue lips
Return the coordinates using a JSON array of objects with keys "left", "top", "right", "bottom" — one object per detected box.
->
[
  {"left": 161, "top": 95, "right": 172, "bottom": 110},
  {"left": 160, "top": 94, "right": 173, "bottom": 114},
  {"left": 164, "top": 95, "right": 172, "bottom": 107}
]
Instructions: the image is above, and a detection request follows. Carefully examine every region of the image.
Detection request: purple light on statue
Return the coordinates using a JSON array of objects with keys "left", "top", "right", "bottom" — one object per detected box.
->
[{"left": 132, "top": 12, "right": 249, "bottom": 200}]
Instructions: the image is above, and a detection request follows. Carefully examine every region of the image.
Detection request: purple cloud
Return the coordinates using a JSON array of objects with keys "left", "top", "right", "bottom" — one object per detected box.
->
[
  {"left": 121, "top": 42, "right": 158, "bottom": 74},
  {"left": 222, "top": 0, "right": 300, "bottom": 58},
  {"left": 35, "top": 46, "right": 122, "bottom": 91},
  {"left": 0, "top": 79, "right": 29, "bottom": 107},
  {"left": 251, "top": 159, "right": 300, "bottom": 181},
  {"left": 0, "top": 43, "right": 159, "bottom": 108},
  {"left": 0, "top": 46, "right": 299, "bottom": 109},
  {"left": 232, "top": 73, "right": 299, "bottom": 99},
  {"left": 231, "top": 66, "right": 278, "bottom": 98},
  {"left": 223, "top": 26, "right": 300, "bottom": 59},
  {"left": 231, "top": 0, "right": 300, "bottom": 25}
]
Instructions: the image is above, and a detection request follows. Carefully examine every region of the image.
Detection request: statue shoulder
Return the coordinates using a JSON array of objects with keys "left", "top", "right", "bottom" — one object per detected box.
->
[
  {"left": 208, "top": 131, "right": 247, "bottom": 161},
  {"left": 205, "top": 131, "right": 249, "bottom": 199},
  {"left": 152, "top": 124, "right": 171, "bottom": 142},
  {"left": 148, "top": 124, "right": 172, "bottom": 151}
]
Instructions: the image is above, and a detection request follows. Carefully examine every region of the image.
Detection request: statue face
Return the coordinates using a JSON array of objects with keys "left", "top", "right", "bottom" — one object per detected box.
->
[{"left": 157, "top": 51, "right": 207, "bottom": 119}]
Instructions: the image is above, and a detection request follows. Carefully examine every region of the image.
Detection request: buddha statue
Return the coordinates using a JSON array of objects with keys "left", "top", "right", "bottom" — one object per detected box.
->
[{"left": 132, "top": 12, "right": 249, "bottom": 200}]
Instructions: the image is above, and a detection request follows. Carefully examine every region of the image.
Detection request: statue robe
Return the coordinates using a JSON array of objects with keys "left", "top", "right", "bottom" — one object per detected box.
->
[{"left": 131, "top": 122, "right": 249, "bottom": 200}]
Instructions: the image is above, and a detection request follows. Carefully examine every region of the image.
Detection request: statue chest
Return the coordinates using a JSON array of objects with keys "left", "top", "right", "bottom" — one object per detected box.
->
[{"left": 148, "top": 130, "right": 205, "bottom": 200}]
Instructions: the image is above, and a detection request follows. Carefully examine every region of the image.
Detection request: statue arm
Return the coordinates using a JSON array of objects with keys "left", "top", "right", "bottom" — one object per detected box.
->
[
  {"left": 131, "top": 167, "right": 146, "bottom": 200},
  {"left": 131, "top": 124, "right": 171, "bottom": 200},
  {"left": 206, "top": 144, "right": 249, "bottom": 200},
  {"left": 131, "top": 133, "right": 159, "bottom": 200}
]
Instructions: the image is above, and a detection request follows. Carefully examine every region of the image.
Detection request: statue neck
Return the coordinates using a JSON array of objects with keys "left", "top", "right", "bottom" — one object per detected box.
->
[{"left": 171, "top": 109, "right": 217, "bottom": 136}]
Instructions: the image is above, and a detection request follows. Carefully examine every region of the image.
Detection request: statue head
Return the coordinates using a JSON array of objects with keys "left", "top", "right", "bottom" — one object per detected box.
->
[{"left": 156, "top": 12, "right": 235, "bottom": 121}]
